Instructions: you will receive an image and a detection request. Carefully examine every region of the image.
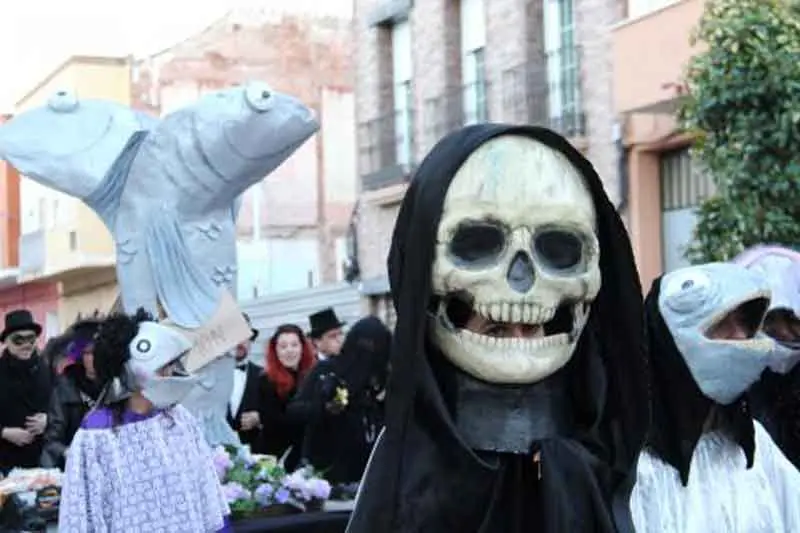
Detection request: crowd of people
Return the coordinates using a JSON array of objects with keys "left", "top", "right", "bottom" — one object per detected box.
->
[{"left": 0, "top": 305, "right": 392, "bottom": 493}]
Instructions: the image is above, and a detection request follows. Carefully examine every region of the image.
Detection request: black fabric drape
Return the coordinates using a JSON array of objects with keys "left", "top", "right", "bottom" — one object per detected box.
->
[{"left": 346, "top": 124, "right": 649, "bottom": 533}]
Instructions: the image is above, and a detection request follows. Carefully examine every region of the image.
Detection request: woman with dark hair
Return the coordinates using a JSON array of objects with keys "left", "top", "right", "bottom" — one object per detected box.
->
[
  {"left": 288, "top": 316, "right": 391, "bottom": 484},
  {"left": 40, "top": 318, "right": 103, "bottom": 469},
  {"left": 258, "top": 323, "right": 316, "bottom": 469},
  {"left": 58, "top": 309, "right": 231, "bottom": 532}
]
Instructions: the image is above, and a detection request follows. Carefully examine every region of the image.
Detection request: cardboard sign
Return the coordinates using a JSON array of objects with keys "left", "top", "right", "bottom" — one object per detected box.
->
[{"left": 162, "top": 290, "right": 250, "bottom": 372}]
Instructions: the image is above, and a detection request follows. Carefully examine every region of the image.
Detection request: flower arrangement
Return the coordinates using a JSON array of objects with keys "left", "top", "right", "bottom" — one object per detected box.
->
[{"left": 212, "top": 445, "right": 332, "bottom": 520}]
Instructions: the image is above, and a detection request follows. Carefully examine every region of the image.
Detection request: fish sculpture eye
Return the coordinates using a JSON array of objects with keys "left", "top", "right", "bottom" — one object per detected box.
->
[
  {"left": 48, "top": 89, "right": 79, "bottom": 113},
  {"left": 245, "top": 82, "right": 274, "bottom": 113}
]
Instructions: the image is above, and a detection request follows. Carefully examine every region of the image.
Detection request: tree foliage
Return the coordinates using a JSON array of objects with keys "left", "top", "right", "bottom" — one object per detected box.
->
[{"left": 679, "top": 0, "right": 800, "bottom": 263}]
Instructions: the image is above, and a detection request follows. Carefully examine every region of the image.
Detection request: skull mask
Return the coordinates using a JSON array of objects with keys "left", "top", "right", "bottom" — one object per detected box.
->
[{"left": 430, "top": 135, "right": 601, "bottom": 384}]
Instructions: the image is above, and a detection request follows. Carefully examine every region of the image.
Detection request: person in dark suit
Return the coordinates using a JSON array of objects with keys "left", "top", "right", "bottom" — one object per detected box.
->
[
  {"left": 227, "top": 313, "right": 264, "bottom": 452},
  {"left": 0, "top": 310, "right": 52, "bottom": 474},
  {"left": 307, "top": 308, "right": 346, "bottom": 361}
]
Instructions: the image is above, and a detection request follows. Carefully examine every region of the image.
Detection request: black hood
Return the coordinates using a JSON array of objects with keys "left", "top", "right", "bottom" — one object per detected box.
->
[
  {"left": 347, "top": 124, "right": 649, "bottom": 533},
  {"left": 644, "top": 276, "right": 754, "bottom": 486}
]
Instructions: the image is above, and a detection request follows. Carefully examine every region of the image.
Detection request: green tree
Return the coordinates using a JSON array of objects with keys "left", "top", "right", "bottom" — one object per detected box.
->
[{"left": 679, "top": 0, "right": 800, "bottom": 263}]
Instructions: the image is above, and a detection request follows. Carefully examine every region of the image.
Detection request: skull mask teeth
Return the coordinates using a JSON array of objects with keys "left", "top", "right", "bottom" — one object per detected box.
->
[{"left": 429, "top": 136, "right": 602, "bottom": 384}]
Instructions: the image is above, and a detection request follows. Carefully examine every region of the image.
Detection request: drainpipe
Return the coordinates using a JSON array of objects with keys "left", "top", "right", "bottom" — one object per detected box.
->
[{"left": 612, "top": 120, "right": 629, "bottom": 212}]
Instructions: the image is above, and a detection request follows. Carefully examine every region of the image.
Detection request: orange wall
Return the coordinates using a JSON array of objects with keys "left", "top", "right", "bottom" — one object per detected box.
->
[
  {"left": 612, "top": 0, "right": 704, "bottom": 114},
  {"left": 0, "top": 114, "right": 20, "bottom": 269}
]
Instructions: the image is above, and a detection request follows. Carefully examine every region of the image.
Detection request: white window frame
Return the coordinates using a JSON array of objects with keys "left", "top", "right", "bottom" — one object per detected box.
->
[
  {"left": 460, "top": 0, "right": 487, "bottom": 125},
  {"left": 544, "top": 0, "right": 580, "bottom": 126},
  {"left": 391, "top": 19, "right": 413, "bottom": 166}
]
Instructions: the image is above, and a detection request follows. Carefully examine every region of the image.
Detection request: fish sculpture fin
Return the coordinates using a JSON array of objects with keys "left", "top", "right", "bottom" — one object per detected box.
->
[
  {"left": 232, "top": 194, "right": 245, "bottom": 222},
  {"left": 144, "top": 210, "right": 221, "bottom": 328}
]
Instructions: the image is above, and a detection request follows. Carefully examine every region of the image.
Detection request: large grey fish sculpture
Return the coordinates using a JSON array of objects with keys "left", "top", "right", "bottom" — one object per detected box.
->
[{"left": 0, "top": 82, "right": 319, "bottom": 328}]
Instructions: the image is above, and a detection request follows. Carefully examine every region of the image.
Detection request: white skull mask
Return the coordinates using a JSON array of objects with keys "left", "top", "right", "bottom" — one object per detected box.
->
[{"left": 429, "top": 136, "right": 602, "bottom": 384}]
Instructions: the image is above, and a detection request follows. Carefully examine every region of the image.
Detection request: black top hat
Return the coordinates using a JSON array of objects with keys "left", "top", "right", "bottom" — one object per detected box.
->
[
  {"left": 1, "top": 309, "right": 42, "bottom": 342},
  {"left": 308, "top": 308, "right": 346, "bottom": 339},
  {"left": 243, "top": 313, "right": 259, "bottom": 341}
]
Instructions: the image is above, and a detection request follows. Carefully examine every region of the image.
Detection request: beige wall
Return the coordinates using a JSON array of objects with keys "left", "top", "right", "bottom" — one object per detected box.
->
[{"left": 57, "top": 266, "right": 118, "bottom": 328}]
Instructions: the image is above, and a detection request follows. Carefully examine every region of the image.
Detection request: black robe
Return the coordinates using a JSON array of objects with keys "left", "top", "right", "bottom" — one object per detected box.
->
[
  {"left": 258, "top": 377, "right": 305, "bottom": 471},
  {"left": 346, "top": 124, "right": 650, "bottom": 533}
]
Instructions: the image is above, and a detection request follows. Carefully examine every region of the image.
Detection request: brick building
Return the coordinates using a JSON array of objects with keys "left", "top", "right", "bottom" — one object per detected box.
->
[
  {"left": 353, "top": 0, "right": 623, "bottom": 321},
  {"left": 131, "top": 8, "right": 358, "bottom": 296}
]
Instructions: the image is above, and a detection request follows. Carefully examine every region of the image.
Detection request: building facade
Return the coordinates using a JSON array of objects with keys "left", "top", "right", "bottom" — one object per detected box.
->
[
  {"left": 130, "top": 8, "right": 358, "bottom": 299},
  {"left": 353, "top": 0, "right": 623, "bottom": 319},
  {"left": 612, "top": 0, "right": 709, "bottom": 289},
  {"left": 0, "top": 114, "right": 60, "bottom": 338},
  {"left": 14, "top": 56, "right": 128, "bottom": 329}
]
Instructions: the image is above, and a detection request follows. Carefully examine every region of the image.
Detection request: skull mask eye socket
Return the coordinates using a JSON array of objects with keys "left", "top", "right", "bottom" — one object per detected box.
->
[
  {"left": 448, "top": 220, "right": 507, "bottom": 267},
  {"left": 533, "top": 228, "right": 586, "bottom": 272}
]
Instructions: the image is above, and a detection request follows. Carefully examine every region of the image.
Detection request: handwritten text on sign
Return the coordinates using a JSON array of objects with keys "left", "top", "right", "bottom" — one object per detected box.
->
[{"left": 162, "top": 289, "right": 250, "bottom": 372}]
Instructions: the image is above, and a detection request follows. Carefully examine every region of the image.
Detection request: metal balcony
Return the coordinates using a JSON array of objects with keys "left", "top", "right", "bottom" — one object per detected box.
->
[
  {"left": 423, "top": 80, "right": 489, "bottom": 148},
  {"left": 358, "top": 107, "right": 416, "bottom": 192},
  {"left": 501, "top": 46, "right": 586, "bottom": 137}
]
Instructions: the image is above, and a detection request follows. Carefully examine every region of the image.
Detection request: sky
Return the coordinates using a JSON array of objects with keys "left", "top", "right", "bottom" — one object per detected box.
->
[{"left": 0, "top": 0, "right": 353, "bottom": 112}]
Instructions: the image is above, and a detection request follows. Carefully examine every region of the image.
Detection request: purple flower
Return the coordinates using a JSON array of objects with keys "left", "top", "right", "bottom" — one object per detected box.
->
[
  {"left": 307, "top": 478, "right": 332, "bottom": 500},
  {"left": 253, "top": 484, "right": 275, "bottom": 506},
  {"left": 283, "top": 471, "right": 306, "bottom": 491},
  {"left": 274, "top": 487, "right": 291, "bottom": 504},
  {"left": 212, "top": 449, "right": 234, "bottom": 480},
  {"left": 222, "top": 482, "right": 250, "bottom": 503}
]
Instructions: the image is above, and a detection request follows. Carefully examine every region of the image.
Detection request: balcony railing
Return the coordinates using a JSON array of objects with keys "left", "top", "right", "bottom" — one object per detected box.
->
[
  {"left": 19, "top": 229, "right": 45, "bottom": 276},
  {"left": 423, "top": 80, "right": 489, "bottom": 148},
  {"left": 501, "top": 46, "right": 586, "bottom": 137},
  {"left": 358, "top": 106, "right": 416, "bottom": 192}
]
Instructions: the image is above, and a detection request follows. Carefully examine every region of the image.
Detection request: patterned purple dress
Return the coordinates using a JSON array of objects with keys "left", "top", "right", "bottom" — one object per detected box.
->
[{"left": 58, "top": 404, "right": 232, "bottom": 532}]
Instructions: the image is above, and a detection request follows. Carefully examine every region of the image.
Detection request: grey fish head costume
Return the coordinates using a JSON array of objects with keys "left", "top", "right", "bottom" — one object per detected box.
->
[
  {"left": 732, "top": 245, "right": 800, "bottom": 373},
  {"left": 732, "top": 245, "right": 800, "bottom": 469},
  {"left": 658, "top": 262, "right": 773, "bottom": 404},
  {"left": 0, "top": 82, "right": 318, "bottom": 327},
  {"left": 644, "top": 262, "right": 773, "bottom": 485},
  {"left": 347, "top": 124, "right": 649, "bottom": 533}
]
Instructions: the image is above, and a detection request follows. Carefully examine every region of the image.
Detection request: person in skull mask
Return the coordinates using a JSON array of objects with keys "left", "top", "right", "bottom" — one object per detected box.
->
[
  {"left": 346, "top": 125, "right": 649, "bottom": 533},
  {"left": 631, "top": 263, "right": 800, "bottom": 532},
  {"left": 732, "top": 245, "right": 800, "bottom": 468}
]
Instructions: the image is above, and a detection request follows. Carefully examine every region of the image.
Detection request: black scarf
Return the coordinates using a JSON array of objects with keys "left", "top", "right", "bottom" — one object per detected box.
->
[
  {"left": 644, "top": 277, "right": 755, "bottom": 485},
  {"left": 346, "top": 124, "right": 649, "bottom": 533}
]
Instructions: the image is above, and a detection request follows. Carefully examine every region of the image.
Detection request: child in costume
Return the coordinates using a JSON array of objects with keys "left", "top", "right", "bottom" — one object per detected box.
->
[{"left": 58, "top": 309, "right": 231, "bottom": 532}]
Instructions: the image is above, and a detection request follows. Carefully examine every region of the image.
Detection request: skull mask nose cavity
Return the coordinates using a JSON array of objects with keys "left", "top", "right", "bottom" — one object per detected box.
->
[{"left": 507, "top": 251, "right": 535, "bottom": 294}]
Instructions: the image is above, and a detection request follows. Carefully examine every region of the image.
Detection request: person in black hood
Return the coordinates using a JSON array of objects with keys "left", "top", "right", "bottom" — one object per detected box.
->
[
  {"left": 291, "top": 316, "right": 391, "bottom": 485},
  {"left": 345, "top": 124, "right": 649, "bottom": 533},
  {"left": 40, "top": 318, "right": 103, "bottom": 468}
]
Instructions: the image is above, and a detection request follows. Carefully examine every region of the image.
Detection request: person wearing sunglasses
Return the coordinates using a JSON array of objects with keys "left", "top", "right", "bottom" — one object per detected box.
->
[{"left": 0, "top": 309, "right": 52, "bottom": 474}]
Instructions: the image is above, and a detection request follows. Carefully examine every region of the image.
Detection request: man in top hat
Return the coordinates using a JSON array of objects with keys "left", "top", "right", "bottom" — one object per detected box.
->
[
  {"left": 308, "top": 308, "right": 346, "bottom": 361},
  {"left": 227, "top": 313, "right": 264, "bottom": 451},
  {"left": 0, "top": 309, "right": 52, "bottom": 473}
]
